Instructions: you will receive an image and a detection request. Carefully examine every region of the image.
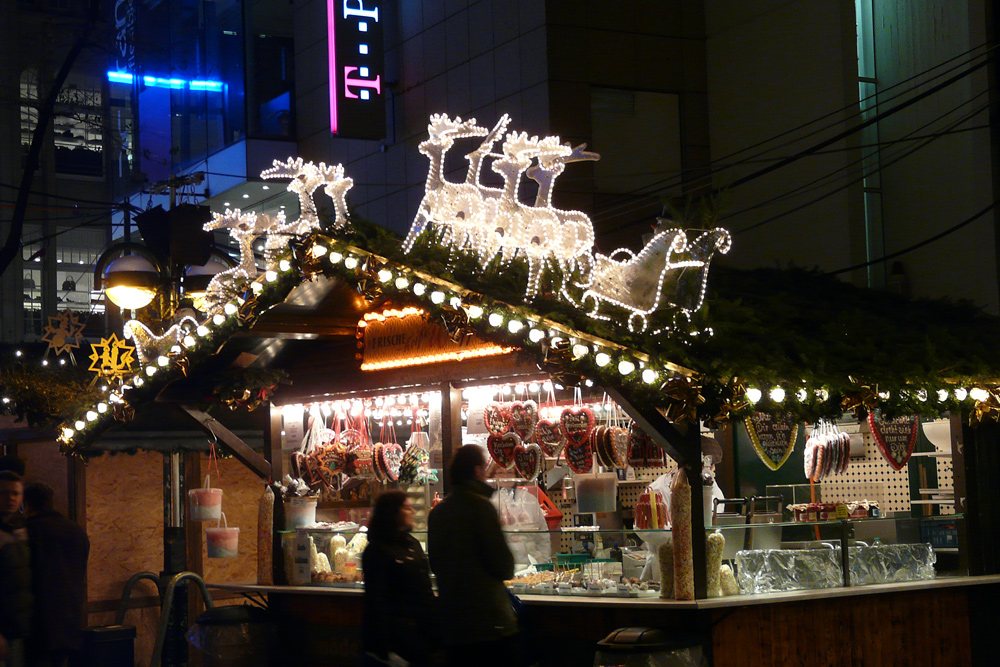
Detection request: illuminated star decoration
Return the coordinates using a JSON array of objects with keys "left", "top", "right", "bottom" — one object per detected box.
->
[
  {"left": 87, "top": 333, "right": 136, "bottom": 383},
  {"left": 42, "top": 309, "right": 86, "bottom": 357}
]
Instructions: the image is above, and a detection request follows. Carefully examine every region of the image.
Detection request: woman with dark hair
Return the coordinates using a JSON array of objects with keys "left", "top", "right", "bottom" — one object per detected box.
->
[{"left": 362, "top": 490, "right": 438, "bottom": 666}]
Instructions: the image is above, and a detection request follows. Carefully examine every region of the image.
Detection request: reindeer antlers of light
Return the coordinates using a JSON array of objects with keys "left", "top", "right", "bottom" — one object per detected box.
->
[{"left": 427, "top": 114, "right": 490, "bottom": 140}]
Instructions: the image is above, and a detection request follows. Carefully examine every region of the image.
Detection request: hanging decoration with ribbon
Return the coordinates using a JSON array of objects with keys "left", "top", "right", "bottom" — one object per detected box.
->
[
  {"left": 745, "top": 412, "right": 798, "bottom": 472},
  {"left": 867, "top": 411, "right": 918, "bottom": 471}
]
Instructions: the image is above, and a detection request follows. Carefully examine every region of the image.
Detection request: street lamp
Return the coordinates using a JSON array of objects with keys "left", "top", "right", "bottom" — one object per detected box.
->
[{"left": 94, "top": 243, "right": 165, "bottom": 311}]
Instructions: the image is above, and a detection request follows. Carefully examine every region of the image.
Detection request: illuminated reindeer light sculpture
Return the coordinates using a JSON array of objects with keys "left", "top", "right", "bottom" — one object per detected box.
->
[
  {"left": 201, "top": 208, "right": 282, "bottom": 311},
  {"left": 261, "top": 158, "right": 354, "bottom": 261}
]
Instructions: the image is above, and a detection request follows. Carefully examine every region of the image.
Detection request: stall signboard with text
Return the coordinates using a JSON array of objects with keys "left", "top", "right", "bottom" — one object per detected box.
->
[
  {"left": 328, "top": 0, "right": 386, "bottom": 139},
  {"left": 360, "top": 309, "right": 511, "bottom": 371}
]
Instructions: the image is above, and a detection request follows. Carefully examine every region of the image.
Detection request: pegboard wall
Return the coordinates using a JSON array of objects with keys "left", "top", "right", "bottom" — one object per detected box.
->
[
  {"left": 936, "top": 455, "right": 955, "bottom": 515},
  {"left": 616, "top": 458, "right": 679, "bottom": 510},
  {"left": 820, "top": 430, "right": 910, "bottom": 513}
]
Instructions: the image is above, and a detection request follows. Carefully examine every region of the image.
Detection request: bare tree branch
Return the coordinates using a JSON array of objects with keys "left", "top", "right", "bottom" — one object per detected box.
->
[{"left": 0, "top": 0, "right": 102, "bottom": 277}]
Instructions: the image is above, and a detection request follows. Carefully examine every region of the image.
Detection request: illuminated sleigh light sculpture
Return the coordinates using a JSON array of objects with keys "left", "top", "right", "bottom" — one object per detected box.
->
[{"left": 576, "top": 226, "right": 732, "bottom": 333}]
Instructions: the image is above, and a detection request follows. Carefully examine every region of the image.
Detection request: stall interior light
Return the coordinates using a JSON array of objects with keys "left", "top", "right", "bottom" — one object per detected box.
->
[{"left": 107, "top": 71, "right": 225, "bottom": 92}]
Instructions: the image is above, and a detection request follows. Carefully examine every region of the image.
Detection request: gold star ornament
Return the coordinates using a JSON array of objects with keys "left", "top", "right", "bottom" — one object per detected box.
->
[
  {"left": 42, "top": 309, "right": 85, "bottom": 356},
  {"left": 88, "top": 333, "right": 136, "bottom": 383}
]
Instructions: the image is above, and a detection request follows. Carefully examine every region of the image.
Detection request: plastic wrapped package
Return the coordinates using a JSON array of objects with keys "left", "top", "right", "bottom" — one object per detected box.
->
[
  {"left": 849, "top": 543, "right": 936, "bottom": 585},
  {"left": 720, "top": 564, "right": 739, "bottom": 596},
  {"left": 735, "top": 543, "right": 936, "bottom": 594},
  {"left": 670, "top": 471, "right": 694, "bottom": 600},
  {"left": 735, "top": 548, "right": 843, "bottom": 594},
  {"left": 705, "top": 532, "right": 725, "bottom": 598},
  {"left": 257, "top": 486, "right": 274, "bottom": 585},
  {"left": 658, "top": 538, "right": 674, "bottom": 599}
]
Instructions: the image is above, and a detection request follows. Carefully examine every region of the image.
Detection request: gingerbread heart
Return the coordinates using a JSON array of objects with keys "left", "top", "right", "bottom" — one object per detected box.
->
[
  {"left": 381, "top": 443, "right": 403, "bottom": 481},
  {"left": 565, "top": 438, "right": 593, "bottom": 474},
  {"left": 535, "top": 419, "right": 565, "bottom": 457},
  {"left": 513, "top": 443, "right": 543, "bottom": 480},
  {"left": 510, "top": 400, "right": 538, "bottom": 441},
  {"left": 560, "top": 407, "right": 595, "bottom": 447},
  {"left": 594, "top": 426, "right": 614, "bottom": 468},
  {"left": 609, "top": 427, "right": 630, "bottom": 468},
  {"left": 487, "top": 431, "right": 521, "bottom": 469},
  {"left": 484, "top": 402, "right": 513, "bottom": 435}
]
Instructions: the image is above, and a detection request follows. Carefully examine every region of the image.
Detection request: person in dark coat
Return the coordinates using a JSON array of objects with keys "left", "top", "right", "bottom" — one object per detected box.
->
[
  {"left": 0, "top": 470, "right": 31, "bottom": 667},
  {"left": 427, "top": 445, "right": 517, "bottom": 667},
  {"left": 22, "top": 482, "right": 90, "bottom": 667},
  {"left": 362, "top": 490, "right": 439, "bottom": 666}
]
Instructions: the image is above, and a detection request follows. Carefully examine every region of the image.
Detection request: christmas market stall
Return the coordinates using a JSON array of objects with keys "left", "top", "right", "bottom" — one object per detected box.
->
[{"left": 43, "top": 114, "right": 1000, "bottom": 666}]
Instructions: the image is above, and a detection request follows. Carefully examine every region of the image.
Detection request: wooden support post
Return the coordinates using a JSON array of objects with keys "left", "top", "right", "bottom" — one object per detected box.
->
[
  {"left": 440, "top": 383, "right": 462, "bottom": 492},
  {"left": 266, "top": 403, "right": 283, "bottom": 482},
  {"left": 175, "top": 406, "right": 272, "bottom": 481}
]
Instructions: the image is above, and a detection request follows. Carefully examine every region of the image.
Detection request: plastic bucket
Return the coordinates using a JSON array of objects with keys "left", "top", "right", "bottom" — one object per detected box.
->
[
  {"left": 283, "top": 496, "right": 318, "bottom": 529},
  {"left": 575, "top": 472, "right": 618, "bottom": 514}
]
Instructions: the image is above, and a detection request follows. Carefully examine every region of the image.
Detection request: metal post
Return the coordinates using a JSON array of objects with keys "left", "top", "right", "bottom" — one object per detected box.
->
[{"left": 161, "top": 453, "right": 187, "bottom": 666}]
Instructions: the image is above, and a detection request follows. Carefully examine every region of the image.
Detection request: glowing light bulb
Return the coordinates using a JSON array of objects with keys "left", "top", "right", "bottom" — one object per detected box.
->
[
  {"left": 157, "top": 356, "right": 169, "bottom": 367},
  {"left": 344, "top": 256, "right": 359, "bottom": 270},
  {"left": 796, "top": 388, "right": 808, "bottom": 402},
  {"left": 146, "top": 366, "right": 157, "bottom": 377},
  {"left": 595, "top": 352, "right": 611, "bottom": 367},
  {"left": 970, "top": 387, "right": 989, "bottom": 402},
  {"left": 413, "top": 283, "right": 426, "bottom": 296},
  {"left": 528, "top": 329, "right": 544, "bottom": 343},
  {"left": 488, "top": 313, "right": 503, "bottom": 327},
  {"left": 197, "top": 326, "right": 210, "bottom": 337},
  {"left": 224, "top": 302, "right": 238, "bottom": 315},
  {"left": 97, "top": 402, "right": 108, "bottom": 413},
  {"left": 572, "top": 344, "right": 589, "bottom": 359},
  {"left": 395, "top": 276, "right": 409, "bottom": 289},
  {"left": 770, "top": 387, "right": 785, "bottom": 403},
  {"left": 378, "top": 269, "right": 393, "bottom": 282},
  {"left": 312, "top": 245, "right": 328, "bottom": 258},
  {"left": 955, "top": 387, "right": 968, "bottom": 401},
  {"left": 75, "top": 420, "right": 85, "bottom": 430},
  {"left": 507, "top": 320, "right": 523, "bottom": 334},
  {"left": 183, "top": 335, "right": 196, "bottom": 347},
  {"left": 528, "top": 382, "right": 539, "bottom": 393},
  {"left": 213, "top": 314, "right": 225, "bottom": 325},
  {"left": 878, "top": 390, "right": 890, "bottom": 400},
  {"left": 279, "top": 259, "right": 291, "bottom": 272},
  {"left": 747, "top": 388, "right": 762, "bottom": 404},
  {"left": 430, "top": 291, "right": 445, "bottom": 304},
  {"left": 618, "top": 360, "right": 635, "bottom": 375},
  {"left": 134, "top": 377, "right": 144, "bottom": 387},
  {"left": 642, "top": 369, "right": 658, "bottom": 384},
  {"left": 937, "top": 389, "right": 949, "bottom": 402},
  {"left": 86, "top": 410, "right": 98, "bottom": 422},
  {"left": 468, "top": 305, "right": 483, "bottom": 319},
  {"left": 330, "top": 251, "right": 343, "bottom": 264},
  {"left": 62, "top": 428, "right": 75, "bottom": 439},
  {"left": 916, "top": 389, "right": 928, "bottom": 402},
  {"left": 265, "top": 270, "right": 278, "bottom": 282}
]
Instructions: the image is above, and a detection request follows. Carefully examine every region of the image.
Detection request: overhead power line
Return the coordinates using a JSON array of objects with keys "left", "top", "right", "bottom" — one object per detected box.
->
[{"left": 828, "top": 200, "right": 1000, "bottom": 276}]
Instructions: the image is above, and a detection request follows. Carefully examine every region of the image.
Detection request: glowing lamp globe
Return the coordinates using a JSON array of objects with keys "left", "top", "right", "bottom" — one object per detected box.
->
[
  {"left": 103, "top": 255, "right": 160, "bottom": 309},
  {"left": 184, "top": 259, "right": 230, "bottom": 311}
]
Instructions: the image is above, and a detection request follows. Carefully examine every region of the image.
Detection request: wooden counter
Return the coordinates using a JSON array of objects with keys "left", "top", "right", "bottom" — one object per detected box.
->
[{"left": 208, "top": 575, "right": 1000, "bottom": 666}]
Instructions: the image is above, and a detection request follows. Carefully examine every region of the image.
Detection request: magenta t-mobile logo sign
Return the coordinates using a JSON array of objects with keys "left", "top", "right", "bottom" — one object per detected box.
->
[{"left": 328, "top": 0, "right": 385, "bottom": 139}]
